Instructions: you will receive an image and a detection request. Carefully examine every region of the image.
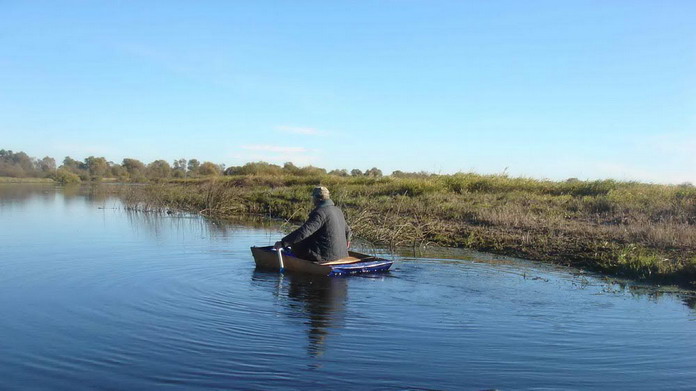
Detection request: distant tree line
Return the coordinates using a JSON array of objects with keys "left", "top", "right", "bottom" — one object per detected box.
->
[
  {"left": 0, "top": 149, "right": 225, "bottom": 184},
  {"left": 57, "top": 157, "right": 226, "bottom": 184},
  {"left": 1, "top": 148, "right": 413, "bottom": 184},
  {"left": 222, "top": 162, "right": 385, "bottom": 178},
  {"left": 0, "top": 149, "right": 56, "bottom": 178}
]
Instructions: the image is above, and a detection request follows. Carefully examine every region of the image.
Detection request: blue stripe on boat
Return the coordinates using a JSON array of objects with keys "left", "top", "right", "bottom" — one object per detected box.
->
[{"left": 328, "top": 261, "right": 393, "bottom": 276}]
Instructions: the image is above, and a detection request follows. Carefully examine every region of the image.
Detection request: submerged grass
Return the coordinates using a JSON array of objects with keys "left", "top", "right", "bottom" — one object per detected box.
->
[{"left": 117, "top": 173, "right": 696, "bottom": 288}]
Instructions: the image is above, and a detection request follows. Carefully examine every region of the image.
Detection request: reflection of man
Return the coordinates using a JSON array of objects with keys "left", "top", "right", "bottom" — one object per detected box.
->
[
  {"left": 286, "top": 274, "right": 348, "bottom": 358},
  {"left": 274, "top": 186, "right": 351, "bottom": 263}
]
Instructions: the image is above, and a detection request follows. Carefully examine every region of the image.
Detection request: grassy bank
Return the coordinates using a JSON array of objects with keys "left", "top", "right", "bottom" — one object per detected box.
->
[
  {"left": 117, "top": 173, "right": 696, "bottom": 288},
  {"left": 0, "top": 177, "right": 55, "bottom": 183}
]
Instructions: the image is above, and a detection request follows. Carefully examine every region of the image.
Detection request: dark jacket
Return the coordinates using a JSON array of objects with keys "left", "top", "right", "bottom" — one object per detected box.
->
[{"left": 281, "top": 200, "right": 352, "bottom": 262}]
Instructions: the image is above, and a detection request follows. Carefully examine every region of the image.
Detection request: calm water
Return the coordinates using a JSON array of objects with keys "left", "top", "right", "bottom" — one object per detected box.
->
[{"left": 1, "top": 185, "right": 695, "bottom": 390}]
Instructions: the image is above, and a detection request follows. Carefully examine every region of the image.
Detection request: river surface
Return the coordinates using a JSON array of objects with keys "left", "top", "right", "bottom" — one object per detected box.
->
[{"left": 1, "top": 184, "right": 695, "bottom": 390}]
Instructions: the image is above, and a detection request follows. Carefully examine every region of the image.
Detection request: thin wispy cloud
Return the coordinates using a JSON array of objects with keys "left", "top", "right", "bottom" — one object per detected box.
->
[
  {"left": 580, "top": 132, "right": 696, "bottom": 184},
  {"left": 644, "top": 132, "right": 696, "bottom": 155},
  {"left": 275, "top": 126, "right": 326, "bottom": 136},
  {"left": 241, "top": 145, "right": 308, "bottom": 153}
]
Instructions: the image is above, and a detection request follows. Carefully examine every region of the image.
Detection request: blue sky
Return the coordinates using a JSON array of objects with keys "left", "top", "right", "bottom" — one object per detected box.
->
[{"left": 1, "top": 1, "right": 694, "bottom": 183}]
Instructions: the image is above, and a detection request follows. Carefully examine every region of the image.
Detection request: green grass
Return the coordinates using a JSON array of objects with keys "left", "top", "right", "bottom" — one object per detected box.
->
[{"left": 115, "top": 172, "right": 696, "bottom": 288}]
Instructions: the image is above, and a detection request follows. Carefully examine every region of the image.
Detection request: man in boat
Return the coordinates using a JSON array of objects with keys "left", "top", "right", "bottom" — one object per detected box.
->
[{"left": 274, "top": 186, "right": 352, "bottom": 263}]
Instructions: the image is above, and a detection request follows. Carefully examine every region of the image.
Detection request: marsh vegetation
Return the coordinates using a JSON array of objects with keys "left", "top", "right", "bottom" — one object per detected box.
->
[{"left": 116, "top": 164, "right": 696, "bottom": 288}]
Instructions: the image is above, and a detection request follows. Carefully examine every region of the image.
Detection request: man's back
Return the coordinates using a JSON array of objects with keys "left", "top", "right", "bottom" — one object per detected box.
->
[{"left": 281, "top": 199, "right": 351, "bottom": 262}]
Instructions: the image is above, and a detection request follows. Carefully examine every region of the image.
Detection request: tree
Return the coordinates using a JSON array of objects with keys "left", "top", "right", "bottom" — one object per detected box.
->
[
  {"left": 283, "top": 162, "right": 300, "bottom": 175},
  {"left": 122, "top": 158, "right": 146, "bottom": 180},
  {"left": 13, "top": 152, "right": 34, "bottom": 172},
  {"left": 62, "top": 156, "right": 84, "bottom": 171},
  {"left": 37, "top": 157, "right": 56, "bottom": 175},
  {"left": 198, "top": 161, "right": 221, "bottom": 176},
  {"left": 0, "top": 150, "right": 25, "bottom": 177},
  {"left": 0, "top": 149, "right": 40, "bottom": 177},
  {"left": 296, "top": 165, "right": 326, "bottom": 176},
  {"left": 54, "top": 168, "right": 81, "bottom": 184},
  {"left": 147, "top": 160, "right": 171, "bottom": 180},
  {"left": 187, "top": 159, "right": 200, "bottom": 176},
  {"left": 365, "top": 167, "right": 383, "bottom": 177},
  {"left": 391, "top": 170, "right": 432, "bottom": 178},
  {"left": 84, "top": 156, "right": 109, "bottom": 178},
  {"left": 110, "top": 163, "right": 127, "bottom": 179},
  {"left": 62, "top": 156, "right": 88, "bottom": 180},
  {"left": 328, "top": 169, "right": 349, "bottom": 177},
  {"left": 350, "top": 169, "right": 363, "bottom": 177},
  {"left": 173, "top": 158, "right": 187, "bottom": 178},
  {"left": 224, "top": 162, "right": 283, "bottom": 176}
]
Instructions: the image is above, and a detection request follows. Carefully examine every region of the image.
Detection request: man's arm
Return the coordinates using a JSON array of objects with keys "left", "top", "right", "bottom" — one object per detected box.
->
[
  {"left": 279, "top": 209, "right": 325, "bottom": 247},
  {"left": 345, "top": 223, "right": 352, "bottom": 248}
]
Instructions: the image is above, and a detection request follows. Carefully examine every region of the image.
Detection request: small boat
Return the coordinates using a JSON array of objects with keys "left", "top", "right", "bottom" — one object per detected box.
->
[{"left": 250, "top": 246, "right": 393, "bottom": 276}]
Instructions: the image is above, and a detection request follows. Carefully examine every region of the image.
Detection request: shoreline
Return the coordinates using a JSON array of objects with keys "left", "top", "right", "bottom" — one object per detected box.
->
[{"left": 0, "top": 177, "right": 55, "bottom": 183}]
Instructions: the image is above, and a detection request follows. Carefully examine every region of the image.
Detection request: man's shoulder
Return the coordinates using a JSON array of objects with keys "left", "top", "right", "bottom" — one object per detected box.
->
[
  {"left": 315, "top": 203, "right": 342, "bottom": 215},
  {"left": 326, "top": 205, "right": 347, "bottom": 221},
  {"left": 315, "top": 204, "right": 338, "bottom": 212}
]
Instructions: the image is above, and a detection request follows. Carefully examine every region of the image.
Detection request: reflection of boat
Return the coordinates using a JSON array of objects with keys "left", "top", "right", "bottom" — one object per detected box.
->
[{"left": 251, "top": 246, "right": 393, "bottom": 276}]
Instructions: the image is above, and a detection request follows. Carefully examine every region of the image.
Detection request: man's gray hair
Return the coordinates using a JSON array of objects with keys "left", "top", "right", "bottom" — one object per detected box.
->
[{"left": 312, "top": 186, "right": 330, "bottom": 201}]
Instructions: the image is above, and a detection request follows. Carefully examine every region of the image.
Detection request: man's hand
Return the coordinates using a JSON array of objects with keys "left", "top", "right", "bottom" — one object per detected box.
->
[{"left": 274, "top": 241, "right": 283, "bottom": 250}]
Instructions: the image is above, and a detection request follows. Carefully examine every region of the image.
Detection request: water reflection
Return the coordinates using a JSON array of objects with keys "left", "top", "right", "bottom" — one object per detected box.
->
[
  {"left": 253, "top": 271, "right": 348, "bottom": 358},
  {"left": 682, "top": 295, "right": 696, "bottom": 311},
  {"left": 0, "top": 183, "right": 115, "bottom": 207},
  {"left": 589, "top": 279, "right": 696, "bottom": 314},
  {"left": 123, "top": 209, "right": 247, "bottom": 242},
  {"left": 0, "top": 183, "right": 55, "bottom": 204},
  {"left": 61, "top": 184, "right": 83, "bottom": 199}
]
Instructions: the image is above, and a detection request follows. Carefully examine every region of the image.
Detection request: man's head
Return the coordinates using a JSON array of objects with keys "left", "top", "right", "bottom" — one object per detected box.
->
[{"left": 312, "top": 186, "right": 330, "bottom": 205}]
